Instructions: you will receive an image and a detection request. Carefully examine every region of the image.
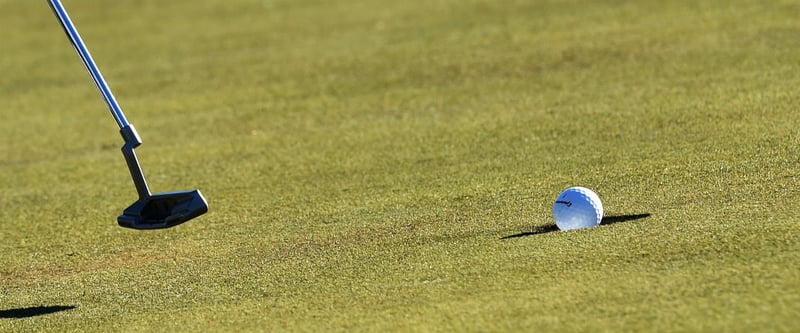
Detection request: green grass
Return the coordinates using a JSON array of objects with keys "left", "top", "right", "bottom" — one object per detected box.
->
[{"left": 2, "top": 0, "right": 799, "bottom": 331}]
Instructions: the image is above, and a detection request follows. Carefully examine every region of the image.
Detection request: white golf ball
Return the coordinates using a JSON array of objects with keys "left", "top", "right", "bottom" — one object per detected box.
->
[{"left": 553, "top": 186, "right": 603, "bottom": 231}]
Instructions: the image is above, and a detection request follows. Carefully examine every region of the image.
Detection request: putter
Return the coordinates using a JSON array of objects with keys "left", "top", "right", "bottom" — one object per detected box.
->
[{"left": 48, "top": 0, "right": 208, "bottom": 229}]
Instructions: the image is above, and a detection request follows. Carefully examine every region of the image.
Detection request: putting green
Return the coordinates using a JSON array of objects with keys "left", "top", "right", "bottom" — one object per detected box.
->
[{"left": 1, "top": 0, "right": 798, "bottom": 332}]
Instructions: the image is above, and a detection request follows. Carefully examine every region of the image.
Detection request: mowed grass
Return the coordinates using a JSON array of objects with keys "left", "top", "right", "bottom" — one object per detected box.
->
[{"left": 1, "top": 0, "right": 799, "bottom": 331}]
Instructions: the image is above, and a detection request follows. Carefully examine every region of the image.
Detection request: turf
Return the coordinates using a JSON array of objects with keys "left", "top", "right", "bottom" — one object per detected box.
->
[{"left": 1, "top": 0, "right": 799, "bottom": 332}]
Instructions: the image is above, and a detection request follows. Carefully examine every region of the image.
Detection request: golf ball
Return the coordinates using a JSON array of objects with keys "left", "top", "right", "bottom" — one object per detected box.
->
[{"left": 553, "top": 186, "right": 603, "bottom": 231}]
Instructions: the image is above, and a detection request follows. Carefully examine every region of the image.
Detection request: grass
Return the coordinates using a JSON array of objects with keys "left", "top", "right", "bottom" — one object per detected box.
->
[{"left": 1, "top": 0, "right": 799, "bottom": 331}]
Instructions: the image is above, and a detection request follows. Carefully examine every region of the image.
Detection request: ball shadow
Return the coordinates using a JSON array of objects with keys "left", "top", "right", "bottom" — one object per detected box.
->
[
  {"left": 600, "top": 213, "right": 652, "bottom": 226},
  {"left": 500, "top": 213, "right": 651, "bottom": 239},
  {"left": 0, "top": 305, "right": 76, "bottom": 319}
]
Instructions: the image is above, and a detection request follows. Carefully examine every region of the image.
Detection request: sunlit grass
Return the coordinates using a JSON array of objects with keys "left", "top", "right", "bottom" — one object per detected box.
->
[{"left": 1, "top": 0, "right": 798, "bottom": 332}]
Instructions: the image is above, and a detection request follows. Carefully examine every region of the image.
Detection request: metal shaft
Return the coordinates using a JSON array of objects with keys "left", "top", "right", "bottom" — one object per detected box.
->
[{"left": 48, "top": 0, "right": 129, "bottom": 129}]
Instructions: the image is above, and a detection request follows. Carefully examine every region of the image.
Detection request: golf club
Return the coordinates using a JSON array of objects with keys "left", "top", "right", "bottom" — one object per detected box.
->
[{"left": 48, "top": 0, "right": 208, "bottom": 229}]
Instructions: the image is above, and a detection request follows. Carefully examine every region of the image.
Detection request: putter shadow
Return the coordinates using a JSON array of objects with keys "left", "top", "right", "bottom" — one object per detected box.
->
[
  {"left": 500, "top": 213, "right": 652, "bottom": 240},
  {"left": 0, "top": 305, "right": 76, "bottom": 319}
]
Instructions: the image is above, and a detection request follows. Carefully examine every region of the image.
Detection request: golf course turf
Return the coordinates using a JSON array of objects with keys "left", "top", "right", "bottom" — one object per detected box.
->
[{"left": 1, "top": 0, "right": 798, "bottom": 332}]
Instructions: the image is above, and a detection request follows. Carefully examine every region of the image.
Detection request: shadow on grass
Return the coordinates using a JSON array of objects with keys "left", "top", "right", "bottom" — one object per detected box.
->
[
  {"left": 0, "top": 305, "right": 76, "bottom": 319},
  {"left": 500, "top": 213, "right": 651, "bottom": 240}
]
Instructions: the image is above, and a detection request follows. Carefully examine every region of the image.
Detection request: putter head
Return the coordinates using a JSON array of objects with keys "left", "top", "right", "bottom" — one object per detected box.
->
[{"left": 118, "top": 189, "right": 208, "bottom": 230}]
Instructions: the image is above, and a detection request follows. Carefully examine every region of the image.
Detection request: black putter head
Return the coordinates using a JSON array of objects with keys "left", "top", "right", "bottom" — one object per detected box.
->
[
  {"left": 118, "top": 189, "right": 208, "bottom": 230},
  {"left": 114, "top": 125, "right": 208, "bottom": 230}
]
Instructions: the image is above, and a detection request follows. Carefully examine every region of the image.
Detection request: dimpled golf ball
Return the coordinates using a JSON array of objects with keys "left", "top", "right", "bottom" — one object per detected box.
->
[{"left": 553, "top": 186, "right": 603, "bottom": 231}]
